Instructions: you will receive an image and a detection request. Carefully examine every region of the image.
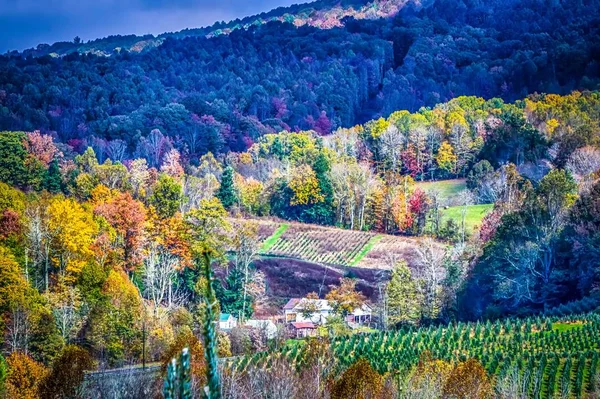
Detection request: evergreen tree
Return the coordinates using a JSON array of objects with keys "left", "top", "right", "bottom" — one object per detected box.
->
[
  {"left": 44, "top": 158, "right": 62, "bottom": 193},
  {"left": 216, "top": 166, "right": 236, "bottom": 209},
  {"left": 215, "top": 266, "right": 253, "bottom": 320},
  {"left": 305, "top": 150, "right": 335, "bottom": 225}
]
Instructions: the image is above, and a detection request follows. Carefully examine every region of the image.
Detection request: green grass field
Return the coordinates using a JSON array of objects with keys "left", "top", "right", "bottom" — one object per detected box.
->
[
  {"left": 416, "top": 179, "right": 467, "bottom": 204},
  {"left": 349, "top": 234, "right": 383, "bottom": 266},
  {"left": 260, "top": 223, "right": 289, "bottom": 252},
  {"left": 441, "top": 203, "right": 494, "bottom": 232}
]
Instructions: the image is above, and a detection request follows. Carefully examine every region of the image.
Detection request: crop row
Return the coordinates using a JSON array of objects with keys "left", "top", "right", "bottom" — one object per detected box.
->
[
  {"left": 228, "top": 313, "right": 600, "bottom": 398},
  {"left": 264, "top": 227, "right": 374, "bottom": 266}
]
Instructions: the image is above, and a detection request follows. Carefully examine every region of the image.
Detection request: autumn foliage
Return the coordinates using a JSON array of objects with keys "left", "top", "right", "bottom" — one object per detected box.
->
[
  {"left": 5, "top": 352, "right": 48, "bottom": 399},
  {"left": 330, "top": 359, "right": 389, "bottom": 399},
  {"left": 443, "top": 358, "right": 492, "bottom": 399}
]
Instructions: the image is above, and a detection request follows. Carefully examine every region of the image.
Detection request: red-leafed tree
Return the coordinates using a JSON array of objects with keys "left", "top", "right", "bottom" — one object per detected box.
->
[
  {"left": 0, "top": 209, "right": 23, "bottom": 239},
  {"left": 402, "top": 144, "right": 423, "bottom": 178},
  {"left": 479, "top": 208, "right": 502, "bottom": 243},
  {"left": 314, "top": 111, "right": 332, "bottom": 135},
  {"left": 94, "top": 192, "right": 147, "bottom": 271},
  {"left": 24, "top": 131, "right": 61, "bottom": 167},
  {"left": 409, "top": 188, "right": 430, "bottom": 235}
]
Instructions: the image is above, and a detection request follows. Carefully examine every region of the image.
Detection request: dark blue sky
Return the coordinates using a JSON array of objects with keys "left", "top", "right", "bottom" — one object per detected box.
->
[{"left": 0, "top": 0, "right": 303, "bottom": 52}]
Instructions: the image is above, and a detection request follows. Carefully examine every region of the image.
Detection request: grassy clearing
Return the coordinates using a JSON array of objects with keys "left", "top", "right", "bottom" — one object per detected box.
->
[
  {"left": 350, "top": 235, "right": 383, "bottom": 266},
  {"left": 441, "top": 203, "right": 493, "bottom": 232},
  {"left": 416, "top": 179, "right": 467, "bottom": 203},
  {"left": 261, "top": 223, "right": 289, "bottom": 252},
  {"left": 552, "top": 321, "right": 584, "bottom": 333}
]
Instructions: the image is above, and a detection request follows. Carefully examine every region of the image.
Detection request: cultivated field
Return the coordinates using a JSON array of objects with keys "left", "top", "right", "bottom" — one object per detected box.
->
[
  {"left": 262, "top": 222, "right": 376, "bottom": 266},
  {"left": 251, "top": 220, "right": 430, "bottom": 269},
  {"left": 353, "top": 234, "right": 427, "bottom": 269},
  {"left": 230, "top": 314, "right": 600, "bottom": 399}
]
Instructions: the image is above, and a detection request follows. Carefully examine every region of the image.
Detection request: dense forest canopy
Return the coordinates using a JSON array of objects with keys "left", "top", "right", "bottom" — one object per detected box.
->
[{"left": 0, "top": 0, "right": 598, "bottom": 160}]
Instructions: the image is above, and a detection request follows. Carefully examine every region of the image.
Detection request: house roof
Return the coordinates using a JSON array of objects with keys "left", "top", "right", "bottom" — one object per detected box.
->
[
  {"left": 291, "top": 322, "right": 315, "bottom": 329},
  {"left": 283, "top": 298, "right": 301, "bottom": 310},
  {"left": 351, "top": 304, "right": 373, "bottom": 314},
  {"left": 219, "top": 313, "right": 233, "bottom": 322},
  {"left": 284, "top": 298, "right": 332, "bottom": 312}
]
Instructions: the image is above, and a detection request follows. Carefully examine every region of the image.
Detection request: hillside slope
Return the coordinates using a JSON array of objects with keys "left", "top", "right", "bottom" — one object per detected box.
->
[
  {"left": 1, "top": 0, "right": 598, "bottom": 156},
  {"left": 19, "top": 0, "right": 409, "bottom": 58}
]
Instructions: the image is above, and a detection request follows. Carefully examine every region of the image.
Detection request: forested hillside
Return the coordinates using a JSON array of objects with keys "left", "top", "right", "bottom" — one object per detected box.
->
[
  {"left": 1, "top": 0, "right": 600, "bottom": 395},
  {"left": 1, "top": 0, "right": 598, "bottom": 159},
  {"left": 1, "top": 84, "right": 600, "bottom": 399}
]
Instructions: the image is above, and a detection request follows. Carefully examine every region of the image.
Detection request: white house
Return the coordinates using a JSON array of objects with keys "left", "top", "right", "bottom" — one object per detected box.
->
[
  {"left": 219, "top": 313, "right": 237, "bottom": 330},
  {"left": 283, "top": 298, "right": 333, "bottom": 324},
  {"left": 245, "top": 319, "right": 278, "bottom": 339},
  {"left": 345, "top": 304, "right": 373, "bottom": 327},
  {"left": 283, "top": 298, "right": 372, "bottom": 326}
]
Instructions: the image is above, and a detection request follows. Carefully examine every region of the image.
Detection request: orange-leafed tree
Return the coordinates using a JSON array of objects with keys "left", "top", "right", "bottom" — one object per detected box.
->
[
  {"left": 161, "top": 326, "right": 207, "bottom": 395},
  {"left": 94, "top": 192, "right": 147, "bottom": 271},
  {"left": 330, "top": 358, "right": 390, "bottom": 399},
  {"left": 443, "top": 358, "right": 492, "bottom": 399},
  {"left": 5, "top": 352, "right": 48, "bottom": 399},
  {"left": 326, "top": 278, "right": 366, "bottom": 317}
]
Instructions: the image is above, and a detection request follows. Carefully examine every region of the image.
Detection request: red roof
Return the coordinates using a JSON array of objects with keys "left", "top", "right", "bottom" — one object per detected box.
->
[
  {"left": 291, "top": 322, "right": 315, "bottom": 329},
  {"left": 283, "top": 298, "right": 301, "bottom": 310}
]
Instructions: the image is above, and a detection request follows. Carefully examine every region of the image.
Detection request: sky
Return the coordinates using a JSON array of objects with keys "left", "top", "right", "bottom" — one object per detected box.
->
[{"left": 0, "top": 0, "right": 304, "bottom": 52}]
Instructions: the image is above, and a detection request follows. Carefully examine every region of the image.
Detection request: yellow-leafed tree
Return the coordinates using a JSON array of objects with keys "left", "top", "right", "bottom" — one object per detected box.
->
[{"left": 47, "top": 197, "right": 97, "bottom": 282}]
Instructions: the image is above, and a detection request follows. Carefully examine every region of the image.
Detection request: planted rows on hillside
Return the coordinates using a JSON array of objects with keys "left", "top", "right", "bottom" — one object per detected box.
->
[
  {"left": 230, "top": 314, "right": 600, "bottom": 399},
  {"left": 261, "top": 224, "right": 376, "bottom": 266}
]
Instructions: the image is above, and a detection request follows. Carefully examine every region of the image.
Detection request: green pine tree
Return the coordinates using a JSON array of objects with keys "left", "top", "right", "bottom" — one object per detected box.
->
[
  {"left": 44, "top": 158, "right": 62, "bottom": 193},
  {"left": 216, "top": 166, "right": 236, "bottom": 209}
]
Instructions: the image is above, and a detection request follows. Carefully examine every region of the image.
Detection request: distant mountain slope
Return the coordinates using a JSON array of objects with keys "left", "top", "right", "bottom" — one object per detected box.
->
[
  {"left": 20, "top": 0, "right": 410, "bottom": 57},
  {"left": 1, "top": 0, "right": 598, "bottom": 156}
]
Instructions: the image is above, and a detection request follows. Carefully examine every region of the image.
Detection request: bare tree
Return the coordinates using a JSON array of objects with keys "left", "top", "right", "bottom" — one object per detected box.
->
[
  {"left": 458, "top": 190, "right": 475, "bottom": 243},
  {"left": 128, "top": 158, "right": 150, "bottom": 199},
  {"left": 495, "top": 365, "right": 536, "bottom": 399},
  {"left": 143, "top": 243, "right": 178, "bottom": 311},
  {"left": 379, "top": 125, "right": 405, "bottom": 173},
  {"left": 5, "top": 303, "right": 31, "bottom": 354},
  {"left": 25, "top": 204, "right": 52, "bottom": 292},
  {"left": 415, "top": 238, "right": 447, "bottom": 320},
  {"left": 232, "top": 220, "right": 260, "bottom": 322},
  {"left": 105, "top": 139, "right": 128, "bottom": 162},
  {"left": 567, "top": 145, "right": 600, "bottom": 191},
  {"left": 427, "top": 189, "right": 442, "bottom": 235},
  {"left": 181, "top": 174, "right": 220, "bottom": 213},
  {"left": 329, "top": 161, "right": 378, "bottom": 229},
  {"left": 47, "top": 282, "right": 86, "bottom": 342}
]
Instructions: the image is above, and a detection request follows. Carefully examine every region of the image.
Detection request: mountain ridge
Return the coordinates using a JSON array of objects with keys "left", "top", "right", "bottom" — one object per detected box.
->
[{"left": 17, "top": 0, "right": 412, "bottom": 58}]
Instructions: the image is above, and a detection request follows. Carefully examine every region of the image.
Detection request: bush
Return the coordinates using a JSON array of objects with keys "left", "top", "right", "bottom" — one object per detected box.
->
[
  {"left": 330, "top": 358, "right": 390, "bottom": 399},
  {"left": 39, "top": 345, "right": 95, "bottom": 399}
]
